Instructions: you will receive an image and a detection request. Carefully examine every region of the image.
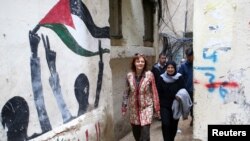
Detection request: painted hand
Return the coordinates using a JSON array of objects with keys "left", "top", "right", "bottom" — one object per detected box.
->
[
  {"left": 29, "top": 31, "right": 40, "bottom": 57},
  {"left": 41, "top": 34, "right": 56, "bottom": 71}
]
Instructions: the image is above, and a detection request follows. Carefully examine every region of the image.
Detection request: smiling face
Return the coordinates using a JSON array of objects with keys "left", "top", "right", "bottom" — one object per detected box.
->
[
  {"left": 135, "top": 56, "right": 145, "bottom": 73},
  {"left": 166, "top": 64, "right": 176, "bottom": 75}
]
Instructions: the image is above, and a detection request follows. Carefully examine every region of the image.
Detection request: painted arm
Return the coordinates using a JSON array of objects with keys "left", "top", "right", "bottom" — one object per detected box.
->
[
  {"left": 41, "top": 34, "right": 73, "bottom": 123},
  {"left": 94, "top": 40, "right": 104, "bottom": 108},
  {"left": 29, "top": 31, "right": 52, "bottom": 132}
]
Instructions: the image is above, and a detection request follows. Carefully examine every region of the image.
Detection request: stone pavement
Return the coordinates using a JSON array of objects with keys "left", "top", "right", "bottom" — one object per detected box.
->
[{"left": 119, "top": 116, "right": 193, "bottom": 141}]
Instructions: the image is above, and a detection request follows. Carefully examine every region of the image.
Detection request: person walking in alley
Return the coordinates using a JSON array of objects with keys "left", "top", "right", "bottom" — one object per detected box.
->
[
  {"left": 121, "top": 53, "right": 160, "bottom": 141},
  {"left": 151, "top": 52, "right": 167, "bottom": 120},
  {"left": 157, "top": 60, "right": 185, "bottom": 141},
  {"left": 151, "top": 52, "right": 167, "bottom": 87},
  {"left": 178, "top": 48, "right": 194, "bottom": 126}
]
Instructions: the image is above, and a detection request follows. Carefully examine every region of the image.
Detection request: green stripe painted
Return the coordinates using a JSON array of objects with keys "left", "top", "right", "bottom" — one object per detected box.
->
[{"left": 41, "top": 24, "right": 110, "bottom": 57}]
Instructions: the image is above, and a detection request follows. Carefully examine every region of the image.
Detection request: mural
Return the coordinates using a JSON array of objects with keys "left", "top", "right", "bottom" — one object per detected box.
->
[
  {"left": 75, "top": 73, "right": 90, "bottom": 116},
  {"left": 30, "top": 32, "right": 53, "bottom": 134},
  {"left": 1, "top": 0, "right": 110, "bottom": 140},
  {"left": 1, "top": 96, "right": 29, "bottom": 141}
]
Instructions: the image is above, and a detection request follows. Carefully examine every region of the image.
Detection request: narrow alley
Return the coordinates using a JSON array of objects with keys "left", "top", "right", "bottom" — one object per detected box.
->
[{"left": 120, "top": 116, "right": 193, "bottom": 141}]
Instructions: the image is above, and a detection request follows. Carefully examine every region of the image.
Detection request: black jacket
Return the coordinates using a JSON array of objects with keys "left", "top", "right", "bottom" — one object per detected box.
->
[
  {"left": 151, "top": 63, "right": 166, "bottom": 86},
  {"left": 157, "top": 73, "right": 185, "bottom": 108}
]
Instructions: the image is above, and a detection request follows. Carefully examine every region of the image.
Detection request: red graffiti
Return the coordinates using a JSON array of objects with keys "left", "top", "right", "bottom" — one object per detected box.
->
[
  {"left": 95, "top": 122, "right": 101, "bottom": 141},
  {"left": 85, "top": 130, "right": 89, "bottom": 141},
  {"left": 205, "top": 82, "right": 239, "bottom": 89}
]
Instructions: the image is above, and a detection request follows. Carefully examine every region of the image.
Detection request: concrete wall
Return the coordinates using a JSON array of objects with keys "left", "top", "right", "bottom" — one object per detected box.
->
[
  {"left": 0, "top": 0, "right": 114, "bottom": 141},
  {"left": 193, "top": 0, "right": 250, "bottom": 140}
]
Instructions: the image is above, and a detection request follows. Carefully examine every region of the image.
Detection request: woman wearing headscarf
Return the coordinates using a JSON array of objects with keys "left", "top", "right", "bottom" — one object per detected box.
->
[{"left": 157, "top": 60, "right": 185, "bottom": 141}]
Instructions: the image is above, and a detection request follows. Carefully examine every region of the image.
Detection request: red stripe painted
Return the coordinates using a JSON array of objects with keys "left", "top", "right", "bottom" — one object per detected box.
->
[
  {"left": 205, "top": 82, "right": 239, "bottom": 88},
  {"left": 95, "top": 123, "right": 99, "bottom": 141},
  {"left": 98, "top": 122, "right": 101, "bottom": 141},
  {"left": 85, "top": 130, "right": 89, "bottom": 141}
]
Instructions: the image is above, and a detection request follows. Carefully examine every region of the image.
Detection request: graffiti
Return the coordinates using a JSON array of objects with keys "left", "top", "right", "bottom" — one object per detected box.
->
[
  {"left": 204, "top": 47, "right": 231, "bottom": 52},
  {"left": 75, "top": 73, "right": 90, "bottom": 116},
  {"left": 194, "top": 66, "right": 215, "bottom": 71},
  {"left": 70, "top": 0, "right": 110, "bottom": 38},
  {"left": 203, "top": 49, "right": 217, "bottom": 63},
  {"left": 52, "top": 122, "right": 100, "bottom": 141},
  {"left": 205, "top": 81, "right": 239, "bottom": 98},
  {"left": 195, "top": 48, "right": 239, "bottom": 99},
  {"left": 1, "top": 96, "right": 29, "bottom": 141},
  {"left": 28, "top": 31, "right": 105, "bottom": 138},
  {"left": 205, "top": 82, "right": 239, "bottom": 89},
  {"left": 94, "top": 41, "right": 104, "bottom": 108},
  {"left": 30, "top": 31, "right": 52, "bottom": 133},
  {"left": 41, "top": 34, "right": 74, "bottom": 123},
  {"left": 95, "top": 122, "right": 101, "bottom": 141},
  {"left": 37, "top": 0, "right": 110, "bottom": 57},
  {"left": 1, "top": 0, "right": 109, "bottom": 140},
  {"left": 85, "top": 130, "right": 89, "bottom": 141},
  {"left": 30, "top": 31, "right": 73, "bottom": 136}
]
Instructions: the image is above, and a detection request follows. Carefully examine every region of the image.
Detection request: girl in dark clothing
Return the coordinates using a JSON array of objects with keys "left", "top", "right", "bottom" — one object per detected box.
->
[{"left": 157, "top": 61, "right": 185, "bottom": 141}]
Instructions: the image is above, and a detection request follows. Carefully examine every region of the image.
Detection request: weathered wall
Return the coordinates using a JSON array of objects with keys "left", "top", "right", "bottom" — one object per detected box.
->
[
  {"left": 193, "top": 0, "right": 250, "bottom": 140},
  {"left": 0, "top": 0, "right": 114, "bottom": 141}
]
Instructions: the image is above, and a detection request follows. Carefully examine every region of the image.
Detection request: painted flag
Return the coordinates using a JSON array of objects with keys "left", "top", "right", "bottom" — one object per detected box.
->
[{"left": 38, "top": 0, "right": 110, "bottom": 57}]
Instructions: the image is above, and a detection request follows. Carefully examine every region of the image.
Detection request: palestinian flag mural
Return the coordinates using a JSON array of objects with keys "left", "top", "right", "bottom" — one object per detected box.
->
[{"left": 35, "top": 0, "right": 110, "bottom": 56}]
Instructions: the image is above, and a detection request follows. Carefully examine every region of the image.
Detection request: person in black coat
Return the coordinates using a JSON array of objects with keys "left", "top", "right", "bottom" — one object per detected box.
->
[
  {"left": 157, "top": 60, "right": 185, "bottom": 141},
  {"left": 151, "top": 52, "right": 167, "bottom": 87}
]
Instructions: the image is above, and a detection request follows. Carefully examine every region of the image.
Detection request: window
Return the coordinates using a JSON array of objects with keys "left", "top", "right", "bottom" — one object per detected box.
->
[{"left": 109, "top": 0, "right": 122, "bottom": 40}]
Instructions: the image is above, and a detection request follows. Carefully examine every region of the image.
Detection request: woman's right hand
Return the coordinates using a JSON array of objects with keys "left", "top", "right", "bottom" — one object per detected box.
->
[{"left": 121, "top": 106, "right": 127, "bottom": 116}]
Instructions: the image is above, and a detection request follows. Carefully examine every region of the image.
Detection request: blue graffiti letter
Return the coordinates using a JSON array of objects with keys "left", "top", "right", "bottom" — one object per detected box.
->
[
  {"left": 219, "top": 86, "right": 228, "bottom": 99},
  {"left": 203, "top": 49, "right": 217, "bottom": 63},
  {"left": 205, "top": 72, "right": 215, "bottom": 92}
]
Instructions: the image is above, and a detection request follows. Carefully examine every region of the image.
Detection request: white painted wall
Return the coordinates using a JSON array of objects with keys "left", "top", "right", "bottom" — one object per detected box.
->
[
  {"left": 0, "top": 0, "right": 114, "bottom": 140},
  {"left": 121, "top": 0, "right": 144, "bottom": 46},
  {"left": 193, "top": 0, "right": 250, "bottom": 140}
]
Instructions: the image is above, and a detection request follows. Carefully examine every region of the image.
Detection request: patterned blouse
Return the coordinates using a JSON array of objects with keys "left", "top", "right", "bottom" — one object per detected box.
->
[{"left": 122, "top": 71, "right": 160, "bottom": 126}]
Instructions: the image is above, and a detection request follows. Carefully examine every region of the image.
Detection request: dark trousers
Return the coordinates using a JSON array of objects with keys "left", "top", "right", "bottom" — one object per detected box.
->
[
  {"left": 188, "top": 91, "right": 193, "bottom": 118},
  {"left": 160, "top": 107, "right": 179, "bottom": 141},
  {"left": 131, "top": 124, "right": 150, "bottom": 141}
]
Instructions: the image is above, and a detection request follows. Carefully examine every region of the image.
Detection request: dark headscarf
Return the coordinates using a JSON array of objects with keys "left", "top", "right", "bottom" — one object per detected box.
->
[{"left": 165, "top": 60, "right": 177, "bottom": 76}]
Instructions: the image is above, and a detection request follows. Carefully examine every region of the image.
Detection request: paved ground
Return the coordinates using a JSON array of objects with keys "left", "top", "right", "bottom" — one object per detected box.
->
[{"left": 119, "top": 116, "right": 193, "bottom": 141}]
